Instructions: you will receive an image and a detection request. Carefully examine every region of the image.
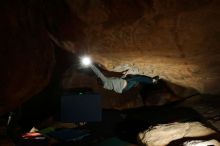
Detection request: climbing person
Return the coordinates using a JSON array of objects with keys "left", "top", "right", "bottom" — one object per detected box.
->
[
  {"left": 90, "top": 64, "right": 160, "bottom": 94},
  {"left": 80, "top": 56, "right": 159, "bottom": 93}
]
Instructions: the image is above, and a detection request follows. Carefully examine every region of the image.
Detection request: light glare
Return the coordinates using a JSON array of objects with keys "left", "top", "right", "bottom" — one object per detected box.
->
[{"left": 81, "top": 56, "right": 91, "bottom": 66}]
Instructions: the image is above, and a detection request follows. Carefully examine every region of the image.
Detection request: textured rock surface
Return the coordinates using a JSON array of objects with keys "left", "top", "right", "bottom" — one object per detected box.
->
[
  {"left": 62, "top": 0, "right": 220, "bottom": 94},
  {"left": 183, "top": 140, "right": 220, "bottom": 146},
  {"left": 1, "top": 0, "right": 220, "bottom": 115},
  {"left": 179, "top": 94, "right": 220, "bottom": 131},
  {"left": 138, "top": 122, "right": 218, "bottom": 146},
  {"left": 0, "top": 1, "right": 55, "bottom": 115}
]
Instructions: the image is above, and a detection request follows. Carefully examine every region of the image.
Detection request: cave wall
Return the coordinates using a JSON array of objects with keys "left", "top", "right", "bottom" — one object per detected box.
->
[
  {"left": 0, "top": 0, "right": 56, "bottom": 115},
  {"left": 0, "top": 0, "right": 82, "bottom": 115},
  {"left": 1, "top": 0, "right": 220, "bottom": 115},
  {"left": 62, "top": 0, "right": 220, "bottom": 94}
]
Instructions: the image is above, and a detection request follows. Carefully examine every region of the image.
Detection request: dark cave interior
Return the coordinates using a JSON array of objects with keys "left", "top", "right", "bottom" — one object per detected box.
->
[{"left": 1, "top": 0, "right": 220, "bottom": 145}]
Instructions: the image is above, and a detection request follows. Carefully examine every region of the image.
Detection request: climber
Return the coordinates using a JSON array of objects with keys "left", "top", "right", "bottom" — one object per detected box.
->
[{"left": 81, "top": 56, "right": 160, "bottom": 94}]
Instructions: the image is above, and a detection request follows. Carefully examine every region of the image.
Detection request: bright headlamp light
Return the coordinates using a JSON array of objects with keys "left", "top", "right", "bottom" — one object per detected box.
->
[{"left": 81, "top": 56, "right": 92, "bottom": 66}]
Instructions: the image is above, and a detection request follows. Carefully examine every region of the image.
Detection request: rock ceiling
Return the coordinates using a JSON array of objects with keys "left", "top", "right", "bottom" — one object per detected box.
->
[
  {"left": 1, "top": 0, "right": 220, "bottom": 115},
  {"left": 60, "top": 0, "right": 220, "bottom": 94}
]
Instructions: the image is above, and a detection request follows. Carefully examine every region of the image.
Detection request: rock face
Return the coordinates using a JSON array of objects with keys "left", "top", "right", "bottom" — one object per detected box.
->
[
  {"left": 138, "top": 122, "right": 219, "bottom": 146},
  {"left": 0, "top": 0, "right": 55, "bottom": 115},
  {"left": 1, "top": 0, "right": 220, "bottom": 115},
  {"left": 183, "top": 140, "right": 220, "bottom": 146},
  {"left": 63, "top": 0, "right": 220, "bottom": 94}
]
